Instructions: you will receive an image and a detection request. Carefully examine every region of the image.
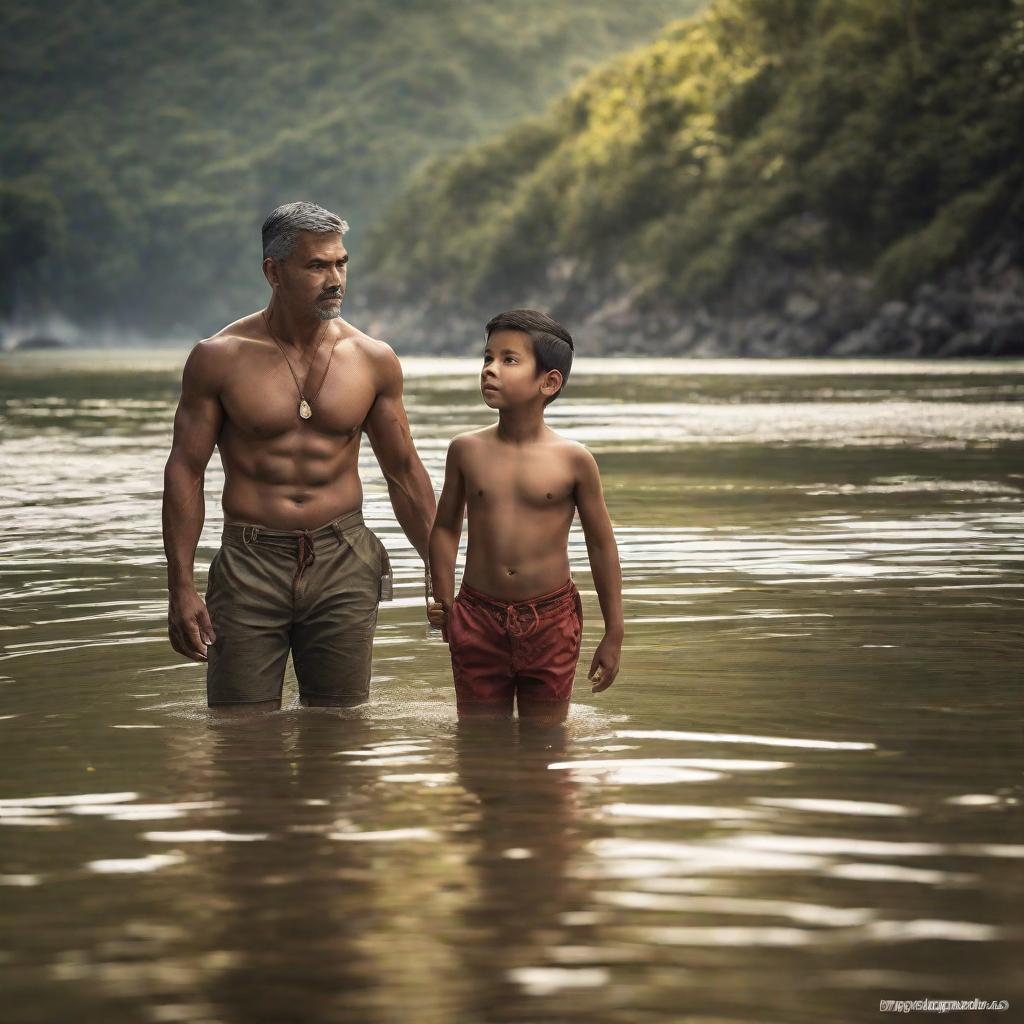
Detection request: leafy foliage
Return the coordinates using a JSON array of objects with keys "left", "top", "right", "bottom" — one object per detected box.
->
[
  {"left": 0, "top": 0, "right": 688, "bottom": 333},
  {"left": 365, "top": 0, "right": 1024, "bottom": 317}
]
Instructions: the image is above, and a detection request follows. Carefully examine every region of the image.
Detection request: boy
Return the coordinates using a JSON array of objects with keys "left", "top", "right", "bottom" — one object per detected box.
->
[{"left": 427, "top": 309, "right": 623, "bottom": 722}]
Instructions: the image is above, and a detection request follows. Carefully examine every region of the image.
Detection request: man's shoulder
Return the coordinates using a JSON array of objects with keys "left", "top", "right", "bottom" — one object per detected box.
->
[
  {"left": 196, "top": 313, "right": 266, "bottom": 359},
  {"left": 341, "top": 321, "right": 392, "bottom": 358},
  {"left": 341, "top": 323, "right": 401, "bottom": 383}
]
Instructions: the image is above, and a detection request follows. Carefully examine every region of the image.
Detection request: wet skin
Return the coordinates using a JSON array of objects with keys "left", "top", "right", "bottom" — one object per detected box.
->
[
  {"left": 428, "top": 330, "right": 624, "bottom": 717},
  {"left": 162, "top": 231, "right": 435, "bottom": 712}
]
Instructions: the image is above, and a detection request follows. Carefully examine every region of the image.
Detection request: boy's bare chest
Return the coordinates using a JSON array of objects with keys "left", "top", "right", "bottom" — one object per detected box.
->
[{"left": 464, "top": 450, "right": 576, "bottom": 511}]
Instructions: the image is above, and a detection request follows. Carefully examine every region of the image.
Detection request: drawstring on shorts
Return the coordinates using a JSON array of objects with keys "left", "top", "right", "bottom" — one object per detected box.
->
[
  {"left": 294, "top": 530, "right": 315, "bottom": 592},
  {"left": 500, "top": 602, "right": 541, "bottom": 638}
]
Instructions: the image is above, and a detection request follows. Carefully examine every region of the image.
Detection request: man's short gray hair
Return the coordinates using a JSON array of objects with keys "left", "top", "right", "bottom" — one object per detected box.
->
[{"left": 261, "top": 202, "right": 349, "bottom": 262}]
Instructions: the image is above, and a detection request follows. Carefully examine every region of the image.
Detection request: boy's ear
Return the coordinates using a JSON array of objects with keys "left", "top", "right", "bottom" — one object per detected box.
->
[{"left": 540, "top": 369, "right": 563, "bottom": 398}]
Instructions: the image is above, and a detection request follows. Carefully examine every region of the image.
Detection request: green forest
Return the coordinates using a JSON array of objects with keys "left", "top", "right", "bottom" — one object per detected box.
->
[
  {"left": 364, "top": 0, "right": 1024, "bottom": 356},
  {"left": 3, "top": 0, "right": 1022, "bottom": 355},
  {"left": 0, "top": 0, "right": 691, "bottom": 338}
]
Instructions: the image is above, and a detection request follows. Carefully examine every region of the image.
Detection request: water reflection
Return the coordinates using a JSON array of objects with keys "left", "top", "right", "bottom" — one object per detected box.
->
[
  {"left": 0, "top": 355, "right": 1022, "bottom": 1022},
  {"left": 451, "top": 720, "right": 593, "bottom": 1017}
]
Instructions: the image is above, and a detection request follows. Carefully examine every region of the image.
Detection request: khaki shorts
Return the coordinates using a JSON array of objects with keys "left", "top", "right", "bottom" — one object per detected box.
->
[{"left": 205, "top": 510, "right": 390, "bottom": 706}]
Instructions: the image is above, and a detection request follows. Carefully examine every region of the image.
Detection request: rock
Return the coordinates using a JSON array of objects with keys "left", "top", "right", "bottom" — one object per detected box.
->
[
  {"left": 784, "top": 292, "right": 821, "bottom": 322},
  {"left": 935, "top": 330, "right": 987, "bottom": 358},
  {"left": 879, "top": 300, "right": 909, "bottom": 323},
  {"left": 990, "top": 321, "right": 1024, "bottom": 356},
  {"left": 14, "top": 335, "right": 65, "bottom": 350},
  {"left": 667, "top": 322, "right": 697, "bottom": 351},
  {"left": 830, "top": 326, "right": 887, "bottom": 357},
  {"left": 989, "top": 245, "right": 1015, "bottom": 278}
]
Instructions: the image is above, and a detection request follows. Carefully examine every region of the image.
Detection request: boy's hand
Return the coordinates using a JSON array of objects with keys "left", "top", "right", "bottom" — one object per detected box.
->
[
  {"left": 588, "top": 634, "right": 621, "bottom": 692},
  {"left": 426, "top": 600, "right": 449, "bottom": 629}
]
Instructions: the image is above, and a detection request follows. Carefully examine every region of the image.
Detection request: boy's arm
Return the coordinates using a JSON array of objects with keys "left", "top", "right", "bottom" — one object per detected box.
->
[
  {"left": 427, "top": 439, "right": 467, "bottom": 625},
  {"left": 574, "top": 446, "right": 623, "bottom": 692}
]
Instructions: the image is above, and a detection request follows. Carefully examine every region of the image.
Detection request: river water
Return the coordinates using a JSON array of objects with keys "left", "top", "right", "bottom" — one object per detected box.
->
[{"left": 1, "top": 352, "right": 1022, "bottom": 1023}]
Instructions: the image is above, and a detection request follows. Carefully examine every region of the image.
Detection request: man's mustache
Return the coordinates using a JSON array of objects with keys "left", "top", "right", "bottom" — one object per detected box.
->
[{"left": 317, "top": 288, "right": 344, "bottom": 300}]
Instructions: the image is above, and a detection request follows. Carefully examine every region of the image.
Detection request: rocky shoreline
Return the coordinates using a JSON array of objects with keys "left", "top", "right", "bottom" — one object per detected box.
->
[{"left": 369, "top": 235, "right": 1024, "bottom": 358}]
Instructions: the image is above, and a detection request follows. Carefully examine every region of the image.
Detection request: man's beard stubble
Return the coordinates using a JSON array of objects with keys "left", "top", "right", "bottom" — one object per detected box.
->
[{"left": 316, "top": 288, "right": 344, "bottom": 321}]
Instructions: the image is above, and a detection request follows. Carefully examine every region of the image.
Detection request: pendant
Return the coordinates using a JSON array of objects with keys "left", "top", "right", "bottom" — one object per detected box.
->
[{"left": 299, "top": 399, "right": 312, "bottom": 420}]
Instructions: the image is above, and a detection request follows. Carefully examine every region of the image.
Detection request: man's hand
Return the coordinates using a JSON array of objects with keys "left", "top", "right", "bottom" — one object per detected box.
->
[
  {"left": 588, "top": 633, "right": 622, "bottom": 693},
  {"left": 426, "top": 600, "right": 449, "bottom": 630},
  {"left": 168, "top": 588, "right": 217, "bottom": 663}
]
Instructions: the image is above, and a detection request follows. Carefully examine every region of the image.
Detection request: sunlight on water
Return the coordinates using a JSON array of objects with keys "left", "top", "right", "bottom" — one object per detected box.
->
[{"left": 0, "top": 353, "right": 1022, "bottom": 1023}]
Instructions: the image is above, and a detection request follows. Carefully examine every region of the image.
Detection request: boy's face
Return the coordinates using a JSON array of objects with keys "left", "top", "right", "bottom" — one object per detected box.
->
[{"left": 480, "top": 330, "right": 560, "bottom": 408}]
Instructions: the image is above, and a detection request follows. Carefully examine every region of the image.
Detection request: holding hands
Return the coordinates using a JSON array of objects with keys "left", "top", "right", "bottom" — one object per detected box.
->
[{"left": 426, "top": 599, "right": 449, "bottom": 631}]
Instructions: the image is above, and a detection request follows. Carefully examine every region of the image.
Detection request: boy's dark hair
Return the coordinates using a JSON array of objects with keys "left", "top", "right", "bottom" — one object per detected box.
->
[{"left": 485, "top": 309, "right": 574, "bottom": 404}]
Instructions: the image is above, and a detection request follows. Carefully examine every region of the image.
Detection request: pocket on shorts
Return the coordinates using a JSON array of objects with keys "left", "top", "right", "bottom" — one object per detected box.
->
[
  {"left": 341, "top": 524, "right": 384, "bottom": 577},
  {"left": 204, "top": 549, "right": 224, "bottom": 601},
  {"left": 445, "top": 596, "right": 465, "bottom": 650},
  {"left": 571, "top": 589, "right": 583, "bottom": 644}
]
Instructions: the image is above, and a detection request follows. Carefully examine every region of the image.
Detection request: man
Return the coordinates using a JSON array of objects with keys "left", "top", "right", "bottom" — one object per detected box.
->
[{"left": 162, "top": 201, "right": 435, "bottom": 714}]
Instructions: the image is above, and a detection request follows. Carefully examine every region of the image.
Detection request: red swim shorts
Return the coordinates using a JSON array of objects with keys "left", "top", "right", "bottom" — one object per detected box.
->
[{"left": 444, "top": 579, "right": 583, "bottom": 715}]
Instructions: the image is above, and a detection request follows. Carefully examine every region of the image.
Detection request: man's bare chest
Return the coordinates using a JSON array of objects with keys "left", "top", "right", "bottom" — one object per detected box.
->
[{"left": 221, "top": 353, "right": 376, "bottom": 441}]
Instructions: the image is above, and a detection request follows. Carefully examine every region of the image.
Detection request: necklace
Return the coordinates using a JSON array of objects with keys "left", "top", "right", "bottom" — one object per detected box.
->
[{"left": 263, "top": 310, "right": 335, "bottom": 420}]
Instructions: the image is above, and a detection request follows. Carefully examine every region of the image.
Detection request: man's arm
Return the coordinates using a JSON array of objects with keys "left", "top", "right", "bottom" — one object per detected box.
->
[
  {"left": 426, "top": 439, "right": 467, "bottom": 627},
  {"left": 363, "top": 344, "right": 436, "bottom": 563},
  {"left": 574, "top": 446, "right": 624, "bottom": 692},
  {"left": 162, "top": 342, "right": 224, "bottom": 662}
]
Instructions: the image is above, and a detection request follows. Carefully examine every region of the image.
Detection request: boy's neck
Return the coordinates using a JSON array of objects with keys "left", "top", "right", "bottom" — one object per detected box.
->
[{"left": 496, "top": 405, "right": 547, "bottom": 444}]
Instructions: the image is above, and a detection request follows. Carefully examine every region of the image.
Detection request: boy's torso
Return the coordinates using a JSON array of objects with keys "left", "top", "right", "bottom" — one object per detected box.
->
[{"left": 460, "top": 427, "right": 579, "bottom": 601}]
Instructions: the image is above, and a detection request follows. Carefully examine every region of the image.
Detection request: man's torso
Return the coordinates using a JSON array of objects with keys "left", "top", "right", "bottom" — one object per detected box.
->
[{"left": 210, "top": 314, "right": 381, "bottom": 530}]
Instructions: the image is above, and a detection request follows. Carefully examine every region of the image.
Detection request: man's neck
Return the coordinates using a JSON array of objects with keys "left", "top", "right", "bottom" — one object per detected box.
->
[
  {"left": 265, "top": 301, "right": 330, "bottom": 353},
  {"left": 496, "top": 406, "right": 547, "bottom": 445}
]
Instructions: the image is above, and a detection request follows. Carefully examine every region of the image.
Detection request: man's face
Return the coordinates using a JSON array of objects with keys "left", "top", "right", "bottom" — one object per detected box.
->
[
  {"left": 271, "top": 231, "right": 348, "bottom": 320},
  {"left": 480, "top": 330, "right": 545, "bottom": 408}
]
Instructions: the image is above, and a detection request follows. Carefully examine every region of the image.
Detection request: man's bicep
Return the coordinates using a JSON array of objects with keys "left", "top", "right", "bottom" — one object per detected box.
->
[
  {"left": 364, "top": 348, "right": 418, "bottom": 473},
  {"left": 365, "top": 391, "right": 419, "bottom": 476},
  {"left": 170, "top": 345, "right": 224, "bottom": 471}
]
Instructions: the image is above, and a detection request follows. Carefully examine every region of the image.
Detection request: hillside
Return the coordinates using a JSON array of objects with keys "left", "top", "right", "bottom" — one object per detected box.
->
[
  {"left": 0, "top": 0, "right": 694, "bottom": 339},
  {"left": 363, "top": 0, "right": 1024, "bottom": 356}
]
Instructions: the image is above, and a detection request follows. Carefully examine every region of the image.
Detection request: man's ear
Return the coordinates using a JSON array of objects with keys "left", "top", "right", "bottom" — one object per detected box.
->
[
  {"left": 262, "top": 257, "right": 280, "bottom": 289},
  {"left": 540, "top": 369, "right": 563, "bottom": 399}
]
